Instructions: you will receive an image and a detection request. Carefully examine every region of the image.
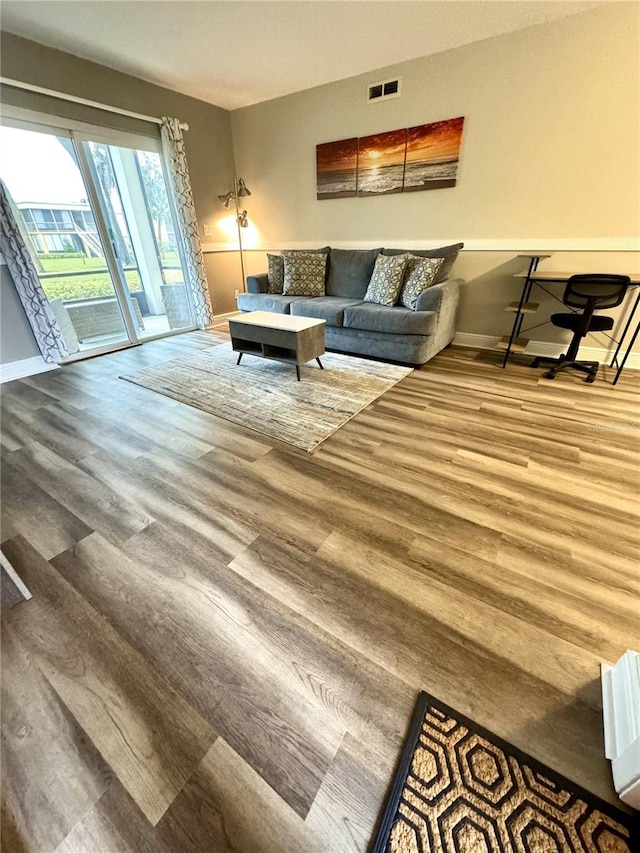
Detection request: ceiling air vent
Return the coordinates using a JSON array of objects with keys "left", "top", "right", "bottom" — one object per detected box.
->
[{"left": 367, "top": 77, "right": 402, "bottom": 104}]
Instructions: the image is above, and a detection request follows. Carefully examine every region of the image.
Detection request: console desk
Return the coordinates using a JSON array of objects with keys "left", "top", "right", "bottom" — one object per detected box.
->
[{"left": 499, "top": 258, "right": 640, "bottom": 385}]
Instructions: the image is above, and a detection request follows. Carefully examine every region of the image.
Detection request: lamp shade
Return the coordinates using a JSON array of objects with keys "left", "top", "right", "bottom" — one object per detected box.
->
[{"left": 237, "top": 178, "right": 251, "bottom": 198}]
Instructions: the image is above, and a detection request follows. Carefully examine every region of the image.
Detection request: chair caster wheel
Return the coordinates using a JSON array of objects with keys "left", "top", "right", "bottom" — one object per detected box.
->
[
  {"left": 545, "top": 370, "right": 557, "bottom": 380},
  {"left": 586, "top": 374, "right": 596, "bottom": 384}
]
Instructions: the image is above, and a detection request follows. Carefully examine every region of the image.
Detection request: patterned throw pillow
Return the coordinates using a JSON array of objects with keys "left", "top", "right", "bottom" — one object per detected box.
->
[
  {"left": 282, "top": 253, "right": 327, "bottom": 296},
  {"left": 399, "top": 255, "right": 444, "bottom": 310},
  {"left": 267, "top": 254, "right": 285, "bottom": 294},
  {"left": 363, "top": 254, "right": 408, "bottom": 306},
  {"left": 382, "top": 243, "right": 463, "bottom": 283}
]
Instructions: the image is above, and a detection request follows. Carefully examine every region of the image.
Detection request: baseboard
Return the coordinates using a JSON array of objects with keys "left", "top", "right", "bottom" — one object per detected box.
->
[
  {"left": 208, "top": 310, "right": 241, "bottom": 327},
  {"left": 452, "top": 332, "right": 640, "bottom": 370},
  {"left": 2, "top": 322, "right": 242, "bottom": 379},
  {"left": 0, "top": 355, "right": 59, "bottom": 383}
]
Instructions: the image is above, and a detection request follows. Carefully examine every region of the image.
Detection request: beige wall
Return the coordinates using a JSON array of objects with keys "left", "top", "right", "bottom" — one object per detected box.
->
[
  {"left": 230, "top": 3, "right": 640, "bottom": 353},
  {"left": 0, "top": 31, "right": 243, "bottom": 358}
]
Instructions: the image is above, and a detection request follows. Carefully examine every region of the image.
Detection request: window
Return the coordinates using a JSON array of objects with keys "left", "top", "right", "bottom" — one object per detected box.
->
[
  {"left": 21, "top": 208, "right": 35, "bottom": 228},
  {"left": 32, "top": 208, "right": 56, "bottom": 231},
  {"left": 53, "top": 209, "right": 74, "bottom": 230},
  {"left": 43, "top": 234, "right": 71, "bottom": 252}
]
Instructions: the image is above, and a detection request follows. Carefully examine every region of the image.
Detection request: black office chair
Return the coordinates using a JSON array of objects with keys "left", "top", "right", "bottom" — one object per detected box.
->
[{"left": 531, "top": 274, "right": 630, "bottom": 383}]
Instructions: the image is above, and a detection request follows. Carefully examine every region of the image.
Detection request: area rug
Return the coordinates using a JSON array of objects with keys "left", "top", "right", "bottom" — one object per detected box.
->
[
  {"left": 371, "top": 691, "right": 637, "bottom": 853},
  {"left": 121, "top": 343, "right": 412, "bottom": 452}
]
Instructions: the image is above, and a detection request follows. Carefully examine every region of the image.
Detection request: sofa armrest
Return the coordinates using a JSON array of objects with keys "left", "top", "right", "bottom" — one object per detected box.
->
[
  {"left": 415, "top": 278, "right": 461, "bottom": 313},
  {"left": 247, "top": 273, "right": 269, "bottom": 294}
]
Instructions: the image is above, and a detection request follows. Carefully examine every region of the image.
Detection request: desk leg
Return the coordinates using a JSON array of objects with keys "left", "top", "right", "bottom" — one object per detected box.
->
[
  {"left": 514, "top": 278, "right": 534, "bottom": 339},
  {"left": 502, "top": 280, "right": 529, "bottom": 368},
  {"left": 612, "top": 318, "right": 640, "bottom": 386},
  {"left": 610, "top": 290, "right": 640, "bottom": 374},
  {"left": 502, "top": 256, "right": 538, "bottom": 368}
]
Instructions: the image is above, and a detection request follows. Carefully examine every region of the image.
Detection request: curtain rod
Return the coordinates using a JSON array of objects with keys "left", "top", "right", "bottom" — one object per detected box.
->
[{"left": 0, "top": 77, "right": 189, "bottom": 130}]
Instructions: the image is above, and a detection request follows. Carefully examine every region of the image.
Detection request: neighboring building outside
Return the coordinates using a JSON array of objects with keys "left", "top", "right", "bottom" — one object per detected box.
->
[{"left": 17, "top": 200, "right": 101, "bottom": 256}]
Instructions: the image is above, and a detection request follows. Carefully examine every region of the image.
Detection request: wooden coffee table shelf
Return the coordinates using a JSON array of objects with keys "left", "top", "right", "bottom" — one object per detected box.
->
[{"left": 229, "top": 311, "right": 326, "bottom": 380}]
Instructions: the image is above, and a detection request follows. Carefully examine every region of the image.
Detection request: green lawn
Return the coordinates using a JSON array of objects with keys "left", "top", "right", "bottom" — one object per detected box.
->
[
  {"left": 40, "top": 252, "right": 180, "bottom": 275},
  {"left": 39, "top": 253, "right": 184, "bottom": 302},
  {"left": 40, "top": 256, "right": 112, "bottom": 274}
]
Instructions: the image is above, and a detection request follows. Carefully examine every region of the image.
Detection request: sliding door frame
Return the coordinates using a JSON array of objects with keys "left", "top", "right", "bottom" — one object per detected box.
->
[
  {"left": 1, "top": 106, "right": 198, "bottom": 362},
  {"left": 71, "top": 133, "right": 141, "bottom": 346}
]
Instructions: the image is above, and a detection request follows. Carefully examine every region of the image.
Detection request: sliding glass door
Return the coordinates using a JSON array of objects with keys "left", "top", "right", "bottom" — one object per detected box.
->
[
  {"left": 0, "top": 116, "right": 196, "bottom": 360},
  {"left": 0, "top": 124, "right": 130, "bottom": 355},
  {"left": 82, "top": 139, "right": 195, "bottom": 338}
]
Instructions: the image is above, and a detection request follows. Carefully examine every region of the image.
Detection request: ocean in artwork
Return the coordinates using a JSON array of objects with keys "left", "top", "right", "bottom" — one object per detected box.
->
[
  {"left": 402, "top": 157, "right": 459, "bottom": 191},
  {"left": 316, "top": 168, "right": 358, "bottom": 198},
  {"left": 357, "top": 163, "right": 405, "bottom": 195},
  {"left": 355, "top": 157, "right": 459, "bottom": 195},
  {"left": 316, "top": 137, "right": 358, "bottom": 198},
  {"left": 317, "top": 117, "right": 464, "bottom": 199}
]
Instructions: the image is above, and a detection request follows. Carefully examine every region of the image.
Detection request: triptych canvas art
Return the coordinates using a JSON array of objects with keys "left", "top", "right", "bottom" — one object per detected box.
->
[{"left": 316, "top": 116, "right": 464, "bottom": 199}]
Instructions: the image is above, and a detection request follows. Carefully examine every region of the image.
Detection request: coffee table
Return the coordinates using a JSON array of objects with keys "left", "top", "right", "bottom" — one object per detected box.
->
[{"left": 228, "top": 311, "right": 326, "bottom": 380}]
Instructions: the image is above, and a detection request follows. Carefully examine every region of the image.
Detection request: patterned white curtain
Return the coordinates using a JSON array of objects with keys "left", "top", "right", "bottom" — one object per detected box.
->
[
  {"left": 0, "top": 180, "right": 69, "bottom": 363},
  {"left": 160, "top": 117, "right": 214, "bottom": 328}
]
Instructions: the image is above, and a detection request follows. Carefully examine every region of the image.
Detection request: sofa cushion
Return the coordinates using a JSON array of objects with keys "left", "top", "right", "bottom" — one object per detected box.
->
[
  {"left": 326, "top": 325, "right": 435, "bottom": 365},
  {"left": 383, "top": 242, "right": 463, "bottom": 283},
  {"left": 399, "top": 255, "right": 444, "bottom": 309},
  {"left": 236, "top": 292, "right": 303, "bottom": 314},
  {"left": 267, "top": 248, "right": 331, "bottom": 294},
  {"left": 283, "top": 252, "right": 327, "bottom": 296},
  {"left": 364, "top": 254, "right": 408, "bottom": 306},
  {"left": 326, "top": 248, "right": 382, "bottom": 298},
  {"left": 290, "top": 297, "right": 362, "bottom": 327},
  {"left": 267, "top": 254, "right": 285, "bottom": 293},
  {"left": 343, "top": 302, "right": 437, "bottom": 336},
  {"left": 247, "top": 273, "right": 269, "bottom": 294}
]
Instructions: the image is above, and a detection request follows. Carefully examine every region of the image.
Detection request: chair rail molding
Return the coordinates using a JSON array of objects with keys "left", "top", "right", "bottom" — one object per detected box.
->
[{"left": 201, "top": 238, "right": 640, "bottom": 254}]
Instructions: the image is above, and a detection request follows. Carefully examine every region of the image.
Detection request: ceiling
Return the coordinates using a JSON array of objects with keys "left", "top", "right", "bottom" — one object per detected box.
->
[{"left": 1, "top": 1, "right": 601, "bottom": 110}]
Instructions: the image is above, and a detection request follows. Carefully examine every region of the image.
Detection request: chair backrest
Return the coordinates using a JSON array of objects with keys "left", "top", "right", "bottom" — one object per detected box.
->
[{"left": 563, "top": 274, "right": 630, "bottom": 311}]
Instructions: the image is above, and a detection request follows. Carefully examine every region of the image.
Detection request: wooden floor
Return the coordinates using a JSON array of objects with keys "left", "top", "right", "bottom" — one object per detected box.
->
[{"left": 1, "top": 331, "right": 639, "bottom": 852}]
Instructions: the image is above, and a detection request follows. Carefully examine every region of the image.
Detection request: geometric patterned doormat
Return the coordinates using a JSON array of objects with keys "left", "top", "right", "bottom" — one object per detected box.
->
[{"left": 371, "top": 692, "right": 637, "bottom": 853}]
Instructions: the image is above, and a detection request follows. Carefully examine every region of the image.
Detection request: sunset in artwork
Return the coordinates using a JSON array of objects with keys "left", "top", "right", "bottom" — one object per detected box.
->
[
  {"left": 357, "top": 129, "right": 407, "bottom": 196},
  {"left": 404, "top": 116, "right": 464, "bottom": 191},
  {"left": 316, "top": 137, "right": 358, "bottom": 198},
  {"left": 316, "top": 116, "right": 464, "bottom": 199}
]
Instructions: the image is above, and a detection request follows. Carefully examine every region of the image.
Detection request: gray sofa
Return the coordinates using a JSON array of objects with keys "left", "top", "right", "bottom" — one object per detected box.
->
[{"left": 236, "top": 245, "right": 463, "bottom": 365}]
